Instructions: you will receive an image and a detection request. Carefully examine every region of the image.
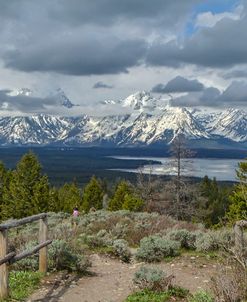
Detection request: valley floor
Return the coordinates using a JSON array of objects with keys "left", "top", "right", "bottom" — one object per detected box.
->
[{"left": 30, "top": 252, "right": 216, "bottom": 302}]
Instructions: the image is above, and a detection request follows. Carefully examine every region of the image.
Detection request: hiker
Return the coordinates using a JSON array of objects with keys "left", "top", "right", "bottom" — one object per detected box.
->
[
  {"left": 72, "top": 207, "right": 80, "bottom": 229},
  {"left": 72, "top": 207, "right": 79, "bottom": 217}
]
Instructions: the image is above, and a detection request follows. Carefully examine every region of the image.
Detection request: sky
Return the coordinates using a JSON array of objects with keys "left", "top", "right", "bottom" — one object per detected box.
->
[{"left": 0, "top": 0, "right": 247, "bottom": 115}]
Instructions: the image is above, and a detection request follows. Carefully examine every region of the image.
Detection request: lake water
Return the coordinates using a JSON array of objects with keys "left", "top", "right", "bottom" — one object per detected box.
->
[{"left": 110, "top": 156, "right": 241, "bottom": 182}]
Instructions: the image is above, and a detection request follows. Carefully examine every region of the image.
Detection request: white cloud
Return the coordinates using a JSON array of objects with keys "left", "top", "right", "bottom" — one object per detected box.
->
[{"left": 195, "top": 5, "right": 243, "bottom": 28}]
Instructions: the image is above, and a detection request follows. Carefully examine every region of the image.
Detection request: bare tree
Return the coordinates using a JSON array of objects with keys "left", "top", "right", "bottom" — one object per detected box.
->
[
  {"left": 168, "top": 133, "right": 196, "bottom": 219},
  {"left": 135, "top": 166, "right": 162, "bottom": 212}
]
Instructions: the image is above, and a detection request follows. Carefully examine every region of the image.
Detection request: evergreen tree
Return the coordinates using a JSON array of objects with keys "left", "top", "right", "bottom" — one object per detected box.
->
[
  {"left": 49, "top": 187, "right": 60, "bottom": 212},
  {"left": 227, "top": 159, "right": 247, "bottom": 222},
  {"left": 122, "top": 193, "right": 144, "bottom": 211},
  {"left": 0, "top": 162, "right": 8, "bottom": 221},
  {"left": 108, "top": 180, "right": 131, "bottom": 211},
  {"left": 82, "top": 176, "right": 104, "bottom": 212},
  {"left": 2, "top": 151, "right": 50, "bottom": 219},
  {"left": 58, "top": 182, "right": 81, "bottom": 213},
  {"left": 200, "top": 176, "right": 230, "bottom": 226}
]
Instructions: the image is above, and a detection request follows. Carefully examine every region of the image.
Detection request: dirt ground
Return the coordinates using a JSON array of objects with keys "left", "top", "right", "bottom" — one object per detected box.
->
[{"left": 29, "top": 253, "right": 217, "bottom": 302}]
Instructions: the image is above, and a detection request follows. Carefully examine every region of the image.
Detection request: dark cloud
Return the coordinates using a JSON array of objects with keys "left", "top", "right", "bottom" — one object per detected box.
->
[
  {"left": 4, "top": 36, "right": 147, "bottom": 76},
  {"left": 93, "top": 81, "right": 114, "bottom": 89},
  {"left": 171, "top": 82, "right": 247, "bottom": 107},
  {"left": 217, "top": 81, "right": 247, "bottom": 106},
  {"left": 223, "top": 69, "right": 247, "bottom": 79},
  {"left": 0, "top": 0, "right": 199, "bottom": 76},
  {"left": 0, "top": 0, "right": 199, "bottom": 27},
  {"left": 0, "top": 90, "right": 57, "bottom": 113},
  {"left": 151, "top": 76, "right": 204, "bottom": 93},
  {"left": 170, "top": 88, "right": 219, "bottom": 107},
  {"left": 147, "top": 12, "right": 247, "bottom": 68}
]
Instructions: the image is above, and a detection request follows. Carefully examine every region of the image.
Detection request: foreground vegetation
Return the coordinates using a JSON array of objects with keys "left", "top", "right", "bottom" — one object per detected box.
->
[
  {"left": 3, "top": 210, "right": 246, "bottom": 301},
  {"left": 8, "top": 271, "right": 42, "bottom": 301}
]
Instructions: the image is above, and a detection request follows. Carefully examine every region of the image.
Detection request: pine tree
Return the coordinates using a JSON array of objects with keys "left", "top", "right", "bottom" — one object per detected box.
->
[
  {"left": 49, "top": 187, "right": 60, "bottom": 212},
  {"left": 122, "top": 193, "right": 144, "bottom": 211},
  {"left": 199, "top": 176, "right": 231, "bottom": 227},
  {"left": 0, "top": 162, "right": 8, "bottom": 221},
  {"left": 58, "top": 182, "right": 82, "bottom": 213},
  {"left": 108, "top": 181, "right": 131, "bottom": 211},
  {"left": 82, "top": 176, "right": 104, "bottom": 212},
  {"left": 227, "top": 159, "right": 247, "bottom": 222},
  {"left": 3, "top": 151, "right": 50, "bottom": 219}
]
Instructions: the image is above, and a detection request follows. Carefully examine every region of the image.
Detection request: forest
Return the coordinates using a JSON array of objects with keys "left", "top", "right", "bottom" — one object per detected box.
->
[{"left": 0, "top": 149, "right": 246, "bottom": 226}]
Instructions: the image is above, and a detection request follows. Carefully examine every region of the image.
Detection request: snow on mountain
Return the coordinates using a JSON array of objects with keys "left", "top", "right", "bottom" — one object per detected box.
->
[
  {"left": 7, "top": 87, "right": 76, "bottom": 109},
  {"left": 8, "top": 88, "right": 33, "bottom": 97},
  {"left": 52, "top": 88, "right": 76, "bottom": 108},
  {"left": 120, "top": 91, "right": 157, "bottom": 111},
  {"left": 208, "top": 108, "right": 247, "bottom": 142},
  {"left": 0, "top": 91, "right": 245, "bottom": 146},
  {"left": 0, "top": 115, "right": 72, "bottom": 145}
]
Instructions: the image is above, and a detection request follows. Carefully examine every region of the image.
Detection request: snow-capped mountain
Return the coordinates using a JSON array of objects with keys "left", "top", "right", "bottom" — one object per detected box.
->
[
  {"left": 208, "top": 108, "right": 247, "bottom": 142},
  {"left": 7, "top": 87, "right": 76, "bottom": 109},
  {"left": 121, "top": 91, "right": 157, "bottom": 112},
  {"left": 51, "top": 88, "right": 76, "bottom": 109},
  {"left": 0, "top": 91, "right": 245, "bottom": 147}
]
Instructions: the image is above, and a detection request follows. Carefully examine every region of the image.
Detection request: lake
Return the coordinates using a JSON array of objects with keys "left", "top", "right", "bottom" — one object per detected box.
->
[
  {"left": 109, "top": 156, "right": 241, "bottom": 182},
  {"left": 0, "top": 147, "right": 245, "bottom": 184}
]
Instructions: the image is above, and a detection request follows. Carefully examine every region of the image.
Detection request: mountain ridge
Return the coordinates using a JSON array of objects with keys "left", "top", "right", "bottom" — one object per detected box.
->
[{"left": 0, "top": 91, "right": 246, "bottom": 147}]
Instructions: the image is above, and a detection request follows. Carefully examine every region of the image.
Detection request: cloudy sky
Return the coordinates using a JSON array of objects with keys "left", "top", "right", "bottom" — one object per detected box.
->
[{"left": 0, "top": 0, "right": 247, "bottom": 115}]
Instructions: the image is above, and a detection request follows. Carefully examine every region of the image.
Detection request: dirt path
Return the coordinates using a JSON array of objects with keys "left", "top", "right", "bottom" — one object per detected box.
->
[{"left": 29, "top": 253, "right": 216, "bottom": 302}]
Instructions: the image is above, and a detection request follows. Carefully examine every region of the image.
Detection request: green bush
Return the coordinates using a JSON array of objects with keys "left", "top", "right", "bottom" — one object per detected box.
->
[
  {"left": 48, "top": 239, "right": 90, "bottom": 273},
  {"left": 133, "top": 266, "right": 172, "bottom": 292},
  {"left": 188, "top": 290, "right": 214, "bottom": 302},
  {"left": 136, "top": 235, "right": 180, "bottom": 262},
  {"left": 82, "top": 229, "right": 113, "bottom": 248},
  {"left": 12, "top": 240, "right": 39, "bottom": 271},
  {"left": 125, "top": 290, "right": 171, "bottom": 302},
  {"left": 166, "top": 229, "right": 196, "bottom": 249},
  {"left": 125, "top": 287, "right": 189, "bottom": 302},
  {"left": 112, "top": 239, "right": 131, "bottom": 262},
  {"left": 195, "top": 232, "right": 216, "bottom": 252},
  {"left": 194, "top": 229, "right": 234, "bottom": 252}
]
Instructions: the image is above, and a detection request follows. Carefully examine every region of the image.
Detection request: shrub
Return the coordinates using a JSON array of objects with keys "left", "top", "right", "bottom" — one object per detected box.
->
[
  {"left": 48, "top": 239, "right": 90, "bottom": 273},
  {"left": 11, "top": 240, "right": 39, "bottom": 271},
  {"left": 166, "top": 229, "right": 196, "bottom": 249},
  {"left": 195, "top": 232, "right": 217, "bottom": 252},
  {"left": 112, "top": 239, "right": 131, "bottom": 262},
  {"left": 125, "top": 290, "right": 171, "bottom": 302},
  {"left": 136, "top": 235, "right": 180, "bottom": 262},
  {"left": 195, "top": 230, "right": 234, "bottom": 252},
  {"left": 211, "top": 261, "right": 247, "bottom": 302},
  {"left": 188, "top": 291, "right": 214, "bottom": 302},
  {"left": 52, "top": 222, "right": 74, "bottom": 241},
  {"left": 133, "top": 266, "right": 174, "bottom": 292},
  {"left": 82, "top": 230, "right": 113, "bottom": 248}
]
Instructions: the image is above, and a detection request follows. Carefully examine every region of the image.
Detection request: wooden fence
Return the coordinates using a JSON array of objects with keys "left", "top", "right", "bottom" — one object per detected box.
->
[
  {"left": 234, "top": 220, "right": 247, "bottom": 262},
  {"left": 0, "top": 213, "right": 52, "bottom": 300}
]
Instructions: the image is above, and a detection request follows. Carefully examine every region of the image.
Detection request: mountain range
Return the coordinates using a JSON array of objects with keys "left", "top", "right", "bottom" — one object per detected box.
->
[{"left": 0, "top": 90, "right": 246, "bottom": 148}]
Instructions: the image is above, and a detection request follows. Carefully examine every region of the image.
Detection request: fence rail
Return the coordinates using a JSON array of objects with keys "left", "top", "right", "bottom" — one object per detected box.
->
[{"left": 0, "top": 213, "right": 52, "bottom": 300}]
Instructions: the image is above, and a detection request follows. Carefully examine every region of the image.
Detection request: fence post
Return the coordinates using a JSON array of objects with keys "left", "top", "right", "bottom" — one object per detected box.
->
[
  {"left": 39, "top": 216, "right": 48, "bottom": 273},
  {"left": 234, "top": 221, "right": 245, "bottom": 258},
  {"left": 0, "top": 229, "right": 8, "bottom": 299}
]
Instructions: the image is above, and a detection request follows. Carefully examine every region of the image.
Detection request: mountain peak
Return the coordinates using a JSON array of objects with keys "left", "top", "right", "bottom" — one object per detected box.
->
[
  {"left": 121, "top": 91, "right": 157, "bottom": 111},
  {"left": 54, "top": 88, "right": 75, "bottom": 109}
]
